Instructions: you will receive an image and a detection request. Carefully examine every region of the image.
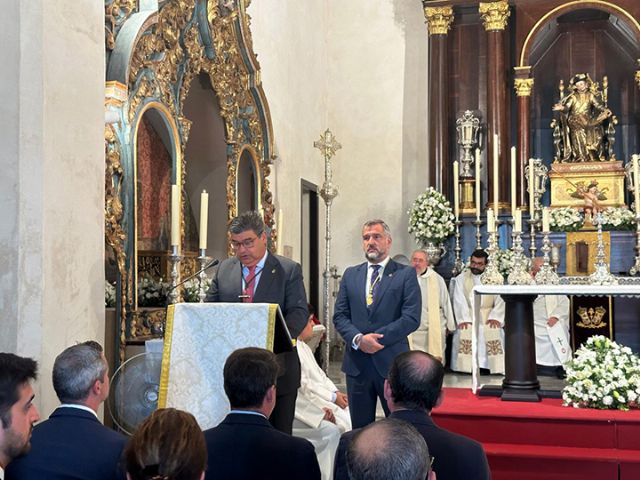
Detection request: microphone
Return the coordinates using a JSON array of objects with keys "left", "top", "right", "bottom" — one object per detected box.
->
[{"left": 166, "top": 259, "right": 219, "bottom": 295}]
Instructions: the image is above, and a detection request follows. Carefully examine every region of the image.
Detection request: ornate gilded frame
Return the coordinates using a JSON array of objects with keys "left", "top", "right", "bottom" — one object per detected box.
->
[{"left": 104, "top": 0, "right": 275, "bottom": 362}]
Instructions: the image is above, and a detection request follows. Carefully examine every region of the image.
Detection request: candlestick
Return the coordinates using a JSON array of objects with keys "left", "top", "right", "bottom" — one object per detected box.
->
[
  {"left": 475, "top": 148, "right": 481, "bottom": 220},
  {"left": 510, "top": 146, "right": 517, "bottom": 215},
  {"left": 536, "top": 232, "right": 560, "bottom": 285},
  {"left": 472, "top": 219, "right": 484, "bottom": 249},
  {"left": 493, "top": 134, "right": 499, "bottom": 215},
  {"left": 590, "top": 212, "right": 618, "bottom": 285},
  {"left": 171, "top": 184, "right": 180, "bottom": 247},
  {"left": 168, "top": 245, "right": 182, "bottom": 304},
  {"left": 199, "top": 190, "right": 208, "bottom": 250},
  {"left": 197, "top": 248, "right": 208, "bottom": 303},
  {"left": 453, "top": 161, "right": 460, "bottom": 219},
  {"left": 452, "top": 220, "right": 464, "bottom": 276},
  {"left": 481, "top": 230, "right": 504, "bottom": 285},
  {"left": 508, "top": 227, "right": 532, "bottom": 285},
  {"left": 528, "top": 217, "right": 539, "bottom": 260}
]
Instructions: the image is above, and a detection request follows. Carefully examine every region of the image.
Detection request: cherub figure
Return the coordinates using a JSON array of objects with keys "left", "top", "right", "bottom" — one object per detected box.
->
[{"left": 569, "top": 180, "right": 608, "bottom": 222}]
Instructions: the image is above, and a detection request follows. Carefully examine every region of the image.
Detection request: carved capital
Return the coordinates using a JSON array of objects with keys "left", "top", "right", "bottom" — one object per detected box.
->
[
  {"left": 514, "top": 78, "right": 534, "bottom": 97},
  {"left": 479, "top": 1, "right": 510, "bottom": 31},
  {"left": 424, "top": 6, "right": 454, "bottom": 36}
]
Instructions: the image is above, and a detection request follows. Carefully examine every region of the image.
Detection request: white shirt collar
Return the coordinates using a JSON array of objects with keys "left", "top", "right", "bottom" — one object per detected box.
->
[
  {"left": 229, "top": 409, "right": 267, "bottom": 419},
  {"left": 367, "top": 255, "right": 391, "bottom": 270},
  {"left": 1, "top": 465, "right": 5, "bottom": 479},
  {"left": 58, "top": 404, "right": 99, "bottom": 419}
]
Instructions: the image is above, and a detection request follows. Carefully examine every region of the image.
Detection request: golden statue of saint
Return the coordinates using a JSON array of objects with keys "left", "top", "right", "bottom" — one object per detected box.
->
[{"left": 552, "top": 73, "right": 613, "bottom": 162}]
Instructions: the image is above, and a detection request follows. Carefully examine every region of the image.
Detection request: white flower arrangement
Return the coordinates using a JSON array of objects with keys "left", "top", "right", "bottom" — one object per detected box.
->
[
  {"left": 562, "top": 335, "right": 640, "bottom": 411},
  {"left": 408, "top": 187, "right": 455, "bottom": 245},
  {"left": 493, "top": 249, "right": 515, "bottom": 278},
  {"left": 105, "top": 281, "right": 116, "bottom": 308},
  {"left": 182, "top": 277, "right": 212, "bottom": 303},
  {"left": 137, "top": 275, "right": 169, "bottom": 307},
  {"left": 550, "top": 207, "right": 584, "bottom": 232},
  {"left": 599, "top": 207, "right": 636, "bottom": 231}
]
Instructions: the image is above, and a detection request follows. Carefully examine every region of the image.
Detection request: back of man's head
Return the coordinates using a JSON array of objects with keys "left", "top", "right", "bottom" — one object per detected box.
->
[
  {"left": 0, "top": 354, "right": 38, "bottom": 429},
  {"left": 388, "top": 351, "right": 444, "bottom": 411},
  {"left": 53, "top": 341, "right": 107, "bottom": 404},
  {"left": 347, "top": 418, "right": 430, "bottom": 480},
  {"left": 223, "top": 347, "right": 279, "bottom": 409}
]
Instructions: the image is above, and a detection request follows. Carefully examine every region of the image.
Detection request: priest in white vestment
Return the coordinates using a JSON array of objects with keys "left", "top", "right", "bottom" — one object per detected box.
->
[
  {"left": 293, "top": 316, "right": 351, "bottom": 480},
  {"left": 407, "top": 250, "right": 455, "bottom": 363},
  {"left": 450, "top": 250, "right": 505, "bottom": 373}
]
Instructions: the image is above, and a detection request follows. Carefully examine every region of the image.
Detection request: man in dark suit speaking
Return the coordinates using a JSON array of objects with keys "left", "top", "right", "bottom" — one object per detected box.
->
[
  {"left": 205, "top": 211, "right": 308, "bottom": 434},
  {"left": 333, "top": 219, "right": 420, "bottom": 428}
]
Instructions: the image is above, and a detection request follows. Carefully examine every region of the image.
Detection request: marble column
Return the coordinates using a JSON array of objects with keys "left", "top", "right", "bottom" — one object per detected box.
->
[
  {"left": 424, "top": 5, "right": 454, "bottom": 196},
  {"left": 514, "top": 69, "right": 534, "bottom": 209},
  {"left": 480, "top": 1, "right": 510, "bottom": 214},
  {"left": 0, "top": 0, "right": 105, "bottom": 416}
]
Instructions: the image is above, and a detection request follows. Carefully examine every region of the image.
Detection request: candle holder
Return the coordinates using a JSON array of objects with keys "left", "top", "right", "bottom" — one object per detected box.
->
[
  {"left": 168, "top": 245, "right": 182, "bottom": 304},
  {"left": 590, "top": 212, "right": 618, "bottom": 285},
  {"left": 452, "top": 220, "right": 464, "bottom": 276},
  {"left": 197, "top": 248, "right": 208, "bottom": 303},
  {"left": 508, "top": 228, "right": 532, "bottom": 285},
  {"left": 527, "top": 217, "right": 539, "bottom": 260},
  {"left": 536, "top": 231, "right": 560, "bottom": 285},
  {"left": 550, "top": 243, "right": 561, "bottom": 272},
  {"left": 525, "top": 159, "right": 549, "bottom": 219},
  {"left": 472, "top": 219, "right": 484, "bottom": 250},
  {"left": 481, "top": 231, "right": 504, "bottom": 285}
]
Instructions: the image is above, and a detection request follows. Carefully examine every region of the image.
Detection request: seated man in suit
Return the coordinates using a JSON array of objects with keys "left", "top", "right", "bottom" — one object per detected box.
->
[
  {"left": 204, "top": 347, "right": 321, "bottom": 480},
  {"left": 6, "top": 341, "right": 126, "bottom": 480},
  {"left": 0, "top": 354, "right": 40, "bottom": 476},
  {"left": 334, "top": 350, "right": 490, "bottom": 480},
  {"left": 346, "top": 418, "right": 434, "bottom": 480},
  {"left": 293, "top": 315, "right": 351, "bottom": 479}
]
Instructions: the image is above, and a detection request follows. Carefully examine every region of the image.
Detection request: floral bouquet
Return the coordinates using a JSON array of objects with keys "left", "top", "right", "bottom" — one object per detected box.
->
[
  {"left": 493, "top": 249, "right": 515, "bottom": 279},
  {"left": 598, "top": 207, "right": 636, "bottom": 231},
  {"left": 408, "top": 187, "right": 455, "bottom": 245},
  {"left": 105, "top": 281, "right": 116, "bottom": 308},
  {"left": 550, "top": 207, "right": 584, "bottom": 232},
  {"left": 182, "top": 277, "right": 212, "bottom": 302},
  {"left": 562, "top": 335, "right": 640, "bottom": 411},
  {"left": 137, "top": 275, "right": 169, "bottom": 307}
]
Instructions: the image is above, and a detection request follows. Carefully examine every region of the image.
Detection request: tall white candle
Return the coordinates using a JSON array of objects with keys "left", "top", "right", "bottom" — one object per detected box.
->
[
  {"left": 453, "top": 161, "right": 459, "bottom": 220},
  {"left": 514, "top": 208, "right": 522, "bottom": 232},
  {"left": 542, "top": 207, "right": 550, "bottom": 232},
  {"left": 633, "top": 155, "right": 640, "bottom": 215},
  {"left": 510, "top": 146, "right": 517, "bottom": 215},
  {"left": 171, "top": 184, "right": 180, "bottom": 247},
  {"left": 493, "top": 134, "right": 499, "bottom": 217},
  {"left": 475, "top": 148, "right": 481, "bottom": 220},
  {"left": 487, "top": 208, "right": 495, "bottom": 233},
  {"left": 529, "top": 158, "right": 536, "bottom": 217},
  {"left": 199, "top": 190, "right": 209, "bottom": 250}
]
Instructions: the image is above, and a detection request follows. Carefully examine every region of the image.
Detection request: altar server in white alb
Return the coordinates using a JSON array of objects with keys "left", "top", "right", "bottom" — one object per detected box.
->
[
  {"left": 450, "top": 249, "right": 505, "bottom": 374},
  {"left": 293, "top": 315, "right": 351, "bottom": 480},
  {"left": 531, "top": 257, "right": 571, "bottom": 375},
  {"left": 407, "top": 249, "right": 455, "bottom": 363}
]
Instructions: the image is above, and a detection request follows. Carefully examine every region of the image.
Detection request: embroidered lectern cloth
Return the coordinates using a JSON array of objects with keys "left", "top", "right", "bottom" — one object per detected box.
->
[{"left": 158, "top": 302, "right": 278, "bottom": 429}]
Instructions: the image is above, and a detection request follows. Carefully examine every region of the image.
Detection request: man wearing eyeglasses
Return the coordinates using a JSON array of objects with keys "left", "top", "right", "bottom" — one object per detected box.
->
[{"left": 205, "top": 211, "right": 309, "bottom": 435}]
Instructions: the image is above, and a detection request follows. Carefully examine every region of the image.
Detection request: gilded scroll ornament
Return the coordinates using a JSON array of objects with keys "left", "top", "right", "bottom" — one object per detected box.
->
[
  {"left": 423, "top": 6, "right": 454, "bottom": 36},
  {"left": 514, "top": 78, "right": 534, "bottom": 97},
  {"left": 479, "top": 1, "right": 510, "bottom": 31}
]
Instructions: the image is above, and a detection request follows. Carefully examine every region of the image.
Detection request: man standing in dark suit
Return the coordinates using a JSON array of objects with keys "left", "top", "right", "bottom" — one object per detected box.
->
[
  {"left": 333, "top": 219, "right": 421, "bottom": 428},
  {"left": 6, "top": 341, "right": 126, "bottom": 480},
  {"left": 334, "top": 351, "right": 491, "bottom": 480},
  {"left": 204, "top": 347, "right": 320, "bottom": 480},
  {"left": 205, "top": 211, "right": 308, "bottom": 434}
]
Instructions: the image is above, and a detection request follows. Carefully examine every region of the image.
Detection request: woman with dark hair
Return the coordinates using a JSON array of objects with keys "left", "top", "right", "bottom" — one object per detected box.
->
[{"left": 125, "top": 408, "right": 206, "bottom": 480}]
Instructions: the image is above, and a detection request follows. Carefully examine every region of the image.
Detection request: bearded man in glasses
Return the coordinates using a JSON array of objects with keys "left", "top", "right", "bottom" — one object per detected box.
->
[{"left": 206, "top": 210, "right": 309, "bottom": 435}]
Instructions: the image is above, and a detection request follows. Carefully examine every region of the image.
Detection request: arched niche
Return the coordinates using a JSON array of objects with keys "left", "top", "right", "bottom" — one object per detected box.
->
[
  {"left": 183, "top": 71, "right": 228, "bottom": 261},
  {"left": 236, "top": 146, "right": 260, "bottom": 214},
  {"left": 132, "top": 102, "right": 181, "bottom": 307},
  {"left": 524, "top": 6, "right": 640, "bottom": 161}
]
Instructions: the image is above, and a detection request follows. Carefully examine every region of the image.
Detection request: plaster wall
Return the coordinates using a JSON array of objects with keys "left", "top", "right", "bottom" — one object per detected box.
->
[{"left": 0, "top": 0, "right": 105, "bottom": 417}]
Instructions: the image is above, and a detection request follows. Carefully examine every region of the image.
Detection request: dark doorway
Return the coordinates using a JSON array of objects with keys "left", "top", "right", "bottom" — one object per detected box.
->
[{"left": 301, "top": 180, "right": 320, "bottom": 315}]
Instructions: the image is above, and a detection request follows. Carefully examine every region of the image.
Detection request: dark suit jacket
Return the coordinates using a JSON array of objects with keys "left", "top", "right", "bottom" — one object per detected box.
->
[
  {"left": 333, "top": 409, "right": 491, "bottom": 480},
  {"left": 333, "top": 259, "right": 420, "bottom": 377},
  {"left": 205, "top": 252, "right": 308, "bottom": 393},
  {"left": 5, "top": 406, "right": 127, "bottom": 480},
  {"left": 203, "top": 412, "right": 321, "bottom": 480}
]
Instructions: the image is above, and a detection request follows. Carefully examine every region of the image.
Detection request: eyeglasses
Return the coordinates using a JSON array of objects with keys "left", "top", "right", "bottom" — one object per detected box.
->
[{"left": 230, "top": 236, "right": 259, "bottom": 250}]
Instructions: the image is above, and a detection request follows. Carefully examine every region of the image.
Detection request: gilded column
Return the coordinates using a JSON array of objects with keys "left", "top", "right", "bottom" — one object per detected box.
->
[
  {"left": 480, "top": 0, "right": 510, "bottom": 213},
  {"left": 514, "top": 69, "right": 534, "bottom": 209},
  {"left": 424, "top": 5, "right": 454, "bottom": 196}
]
